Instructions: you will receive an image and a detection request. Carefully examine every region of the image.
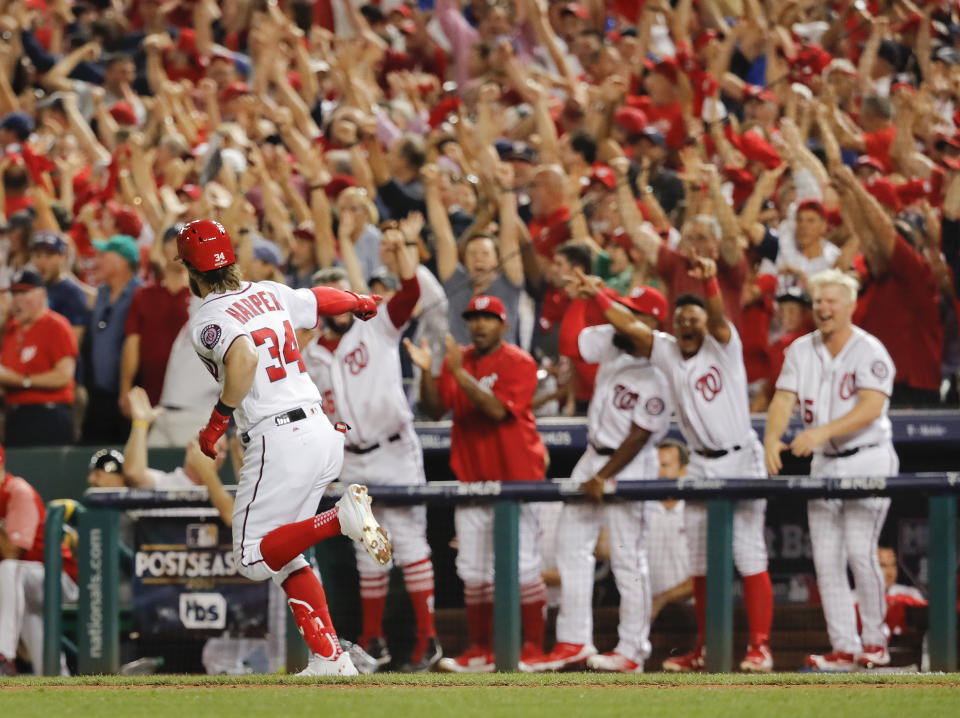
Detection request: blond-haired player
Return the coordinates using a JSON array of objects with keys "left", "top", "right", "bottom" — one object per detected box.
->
[{"left": 765, "top": 269, "right": 897, "bottom": 671}]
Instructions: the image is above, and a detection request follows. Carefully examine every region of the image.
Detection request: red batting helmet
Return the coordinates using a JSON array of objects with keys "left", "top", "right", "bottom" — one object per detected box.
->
[{"left": 176, "top": 219, "right": 235, "bottom": 272}]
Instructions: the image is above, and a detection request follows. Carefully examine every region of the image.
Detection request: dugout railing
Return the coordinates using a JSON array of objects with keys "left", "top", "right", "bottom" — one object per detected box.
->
[{"left": 47, "top": 474, "right": 958, "bottom": 675}]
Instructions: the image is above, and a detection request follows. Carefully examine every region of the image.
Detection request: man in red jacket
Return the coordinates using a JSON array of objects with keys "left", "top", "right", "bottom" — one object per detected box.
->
[
  {"left": 409, "top": 295, "right": 548, "bottom": 673},
  {"left": 0, "top": 444, "right": 78, "bottom": 675}
]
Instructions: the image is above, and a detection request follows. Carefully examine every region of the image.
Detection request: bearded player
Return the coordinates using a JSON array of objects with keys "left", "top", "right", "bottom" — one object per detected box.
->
[
  {"left": 179, "top": 219, "right": 390, "bottom": 677},
  {"left": 571, "top": 259, "right": 775, "bottom": 673}
]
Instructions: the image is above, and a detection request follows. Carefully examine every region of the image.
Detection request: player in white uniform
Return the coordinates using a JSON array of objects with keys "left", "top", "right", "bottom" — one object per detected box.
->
[
  {"left": 571, "top": 260, "right": 775, "bottom": 673},
  {"left": 177, "top": 219, "right": 390, "bottom": 677},
  {"left": 302, "top": 228, "right": 441, "bottom": 673},
  {"left": 765, "top": 269, "right": 897, "bottom": 671},
  {"left": 531, "top": 286, "right": 672, "bottom": 673}
]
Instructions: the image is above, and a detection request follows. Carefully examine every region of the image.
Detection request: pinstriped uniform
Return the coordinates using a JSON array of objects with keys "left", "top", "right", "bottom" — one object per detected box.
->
[
  {"left": 553, "top": 325, "right": 672, "bottom": 662},
  {"left": 777, "top": 327, "right": 898, "bottom": 654}
]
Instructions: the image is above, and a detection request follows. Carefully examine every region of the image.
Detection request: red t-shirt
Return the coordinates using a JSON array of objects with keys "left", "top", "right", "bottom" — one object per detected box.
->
[
  {"left": 0, "top": 473, "right": 78, "bottom": 582},
  {"left": 863, "top": 125, "right": 896, "bottom": 174},
  {"left": 1, "top": 309, "right": 77, "bottom": 405},
  {"left": 124, "top": 283, "right": 192, "bottom": 405},
  {"left": 853, "top": 235, "right": 942, "bottom": 391},
  {"left": 528, "top": 206, "right": 572, "bottom": 259},
  {"left": 740, "top": 274, "right": 777, "bottom": 383},
  {"left": 437, "top": 342, "right": 546, "bottom": 483},
  {"left": 4, "top": 194, "right": 33, "bottom": 217},
  {"left": 655, "top": 244, "right": 748, "bottom": 331},
  {"left": 559, "top": 297, "right": 605, "bottom": 401},
  {"left": 626, "top": 96, "right": 687, "bottom": 149}
]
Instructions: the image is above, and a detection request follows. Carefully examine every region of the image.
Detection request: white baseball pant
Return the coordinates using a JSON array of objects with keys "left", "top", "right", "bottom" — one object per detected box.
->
[
  {"left": 808, "top": 443, "right": 898, "bottom": 654},
  {"left": 233, "top": 405, "right": 345, "bottom": 586},
  {"left": 685, "top": 438, "right": 768, "bottom": 576},
  {"left": 340, "top": 424, "right": 431, "bottom": 573},
  {"left": 554, "top": 447, "right": 654, "bottom": 662},
  {"left": 0, "top": 560, "right": 78, "bottom": 674},
  {"left": 454, "top": 504, "right": 542, "bottom": 586}
]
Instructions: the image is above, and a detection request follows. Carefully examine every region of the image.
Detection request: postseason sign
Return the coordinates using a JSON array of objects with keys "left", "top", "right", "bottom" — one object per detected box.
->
[{"left": 132, "top": 515, "right": 269, "bottom": 638}]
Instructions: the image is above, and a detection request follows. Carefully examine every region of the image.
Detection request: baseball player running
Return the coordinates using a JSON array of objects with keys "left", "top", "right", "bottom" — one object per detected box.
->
[
  {"left": 179, "top": 219, "right": 390, "bottom": 677},
  {"left": 532, "top": 286, "right": 672, "bottom": 673},
  {"left": 764, "top": 269, "right": 897, "bottom": 671},
  {"left": 571, "top": 261, "right": 775, "bottom": 673},
  {"left": 302, "top": 227, "right": 441, "bottom": 673}
]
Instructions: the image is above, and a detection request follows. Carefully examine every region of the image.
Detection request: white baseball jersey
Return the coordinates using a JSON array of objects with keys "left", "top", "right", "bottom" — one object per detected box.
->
[
  {"left": 649, "top": 324, "right": 756, "bottom": 452},
  {"left": 579, "top": 325, "right": 672, "bottom": 474},
  {"left": 775, "top": 326, "right": 895, "bottom": 453},
  {"left": 190, "top": 280, "right": 322, "bottom": 433},
  {"left": 302, "top": 302, "right": 412, "bottom": 447}
]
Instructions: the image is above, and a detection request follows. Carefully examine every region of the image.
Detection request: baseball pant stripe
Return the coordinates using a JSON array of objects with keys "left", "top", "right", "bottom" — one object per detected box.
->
[
  {"left": 846, "top": 497, "right": 891, "bottom": 648},
  {"left": 239, "top": 436, "right": 267, "bottom": 571}
]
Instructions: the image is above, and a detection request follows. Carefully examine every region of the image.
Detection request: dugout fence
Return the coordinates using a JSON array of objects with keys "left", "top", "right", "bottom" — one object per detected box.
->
[{"left": 44, "top": 474, "right": 958, "bottom": 675}]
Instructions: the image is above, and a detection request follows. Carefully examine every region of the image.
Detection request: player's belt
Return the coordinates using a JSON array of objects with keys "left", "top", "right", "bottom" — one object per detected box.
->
[
  {"left": 240, "top": 407, "right": 308, "bottom": 442},
  {"left": 823, "top": 442, "right": 879, "bottom": 459},
  {"left": 590, "top": 442, "right": 616, "bottom": 456},
  {"left": 345, "top": 433, "right": 402, "bottom": 455},
  {"left": 694, "top": 444, "right": 742, "bottom": 459}
]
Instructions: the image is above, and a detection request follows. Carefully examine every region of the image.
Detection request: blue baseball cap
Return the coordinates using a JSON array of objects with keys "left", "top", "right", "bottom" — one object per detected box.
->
[
  {"left": 0, "top": 112, "right": 35, "bottom": 141},
  {"left": 252, "top": 239, "right": 283, "bottom": 267},
  {"left": 30, "top": 230, "right": 69, "bottom": 255}
]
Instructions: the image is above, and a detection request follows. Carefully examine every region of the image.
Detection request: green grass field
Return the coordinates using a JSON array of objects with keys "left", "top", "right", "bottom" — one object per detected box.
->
[{"left": 2, "top": 673, "right": 959, "bottom": 718}]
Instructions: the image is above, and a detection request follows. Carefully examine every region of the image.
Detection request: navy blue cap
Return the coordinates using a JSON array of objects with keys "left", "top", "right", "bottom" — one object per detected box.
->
[
  {"left": 30, "top": 230, "right": 69, "bottom": 254},
  {"left": 252, "top": 239, "right": 283, "bottom": 267},
  {"left": 495, "top": 139, "right": 537, "bottom": 163},
  {"left": 0, "top": 112, "right": 35, "bottom": 141}
]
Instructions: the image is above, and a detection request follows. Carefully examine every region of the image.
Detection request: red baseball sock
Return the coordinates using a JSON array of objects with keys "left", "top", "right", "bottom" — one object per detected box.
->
[
  {"left": 742, "top": 570, "right": 773, "bottom": 647},
  {"left": 403, "top": 559, "right": 437, "bottom": 661},
  {"left": 359, "top": 571, "right": 389, "bottom": 647},
  {"left": 282, "top": 567, "right": 342, "bottom": 659},
  {"left": 520, "top": 580, "right": 547, "bottom": 649},
  {"left": 464, "top": 583, "right": 493, "bottom": 650},
  {"left": 260, "top": 507, "right": 341, "bottom": 571},
  {"left": 693, "top": 575, "right": 706, "bottom": 647}
]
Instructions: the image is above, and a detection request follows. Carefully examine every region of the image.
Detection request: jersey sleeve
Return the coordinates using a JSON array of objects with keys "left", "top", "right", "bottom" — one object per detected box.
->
[
  {"left": 262, "top": 281, "right": 322, "bottom": 330},
  {"left": 631, "top": 369, "right": 673, "bottom": 435},
  {"left": 190, "top": 308, "right": 247, "bottom": 381},
  {"left": 578, "top": 324, "right": 619, "bottom": 364},
  {"left": 775, "top": 340, "right": 802, "bottom": 394},
  {"left": 854, "top": 338, "right": 895, "bottom": 396},
  {"left": 649, "top": 330, "right": 678, "bottom": 374},
  {"left": 489, "top": 351, "right": 537, "bottom": 417}
]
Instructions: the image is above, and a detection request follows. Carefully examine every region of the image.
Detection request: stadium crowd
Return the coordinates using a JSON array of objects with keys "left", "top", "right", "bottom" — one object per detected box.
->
[{"left": 0, "top": 0, "right": 952, "bottom": 677}]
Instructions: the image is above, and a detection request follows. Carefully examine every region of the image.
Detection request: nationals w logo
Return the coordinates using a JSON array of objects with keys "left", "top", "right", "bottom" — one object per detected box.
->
[
  {"left": 694, "top": 365, "right": 723, "bottom": 401},
  {"left": 839, "top": 372, "right": 857, "bottom": 400},
  {"left": 344, "top": 342, "right": 370, "bottom": 375},
  {"left": 612, "top": 383, "right": 639, "bottom": 410}
]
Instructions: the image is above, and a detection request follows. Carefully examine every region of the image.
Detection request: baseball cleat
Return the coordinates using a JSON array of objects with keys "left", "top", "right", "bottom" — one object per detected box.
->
[
  {"left": 436, "top": 646, "right": 495, "bottom": 673},
  {"left": 399, "top": 637, "right": 443, "bottom": 673},
  {"left": 805, "top": 651, "right": 855, "bottom": 672},
  {"left": 297, "top": 652, "right": 359, "bottom": 677},
  {"left": 337, "top": 484, "right": 392, "bottom": 566},
  {"left": 338, "top": 639, "right": 378, "bottom": 675},
  {"left": 586, "top": 651, "right": 643, "bottom": 673},
  {"left": 857, "top": 645, "right": 890, "bottom": 668},
  {"left": 364, "top": 637, "right": 392, "bottom": 670},
  {"left": 518, "top": 642, "right": 550, "bottom": 673},
  {"left": 528, "top": 642, "right": 598, "bottom": 672},
  {"left": 740, "top": 644, "right": 773, "bottom": 673},
  {"left": 662, "top": 646, "right": 705, "bottom": 672},
  {"left": 0, "top": 654, "right": 17, "bottom": 676}
]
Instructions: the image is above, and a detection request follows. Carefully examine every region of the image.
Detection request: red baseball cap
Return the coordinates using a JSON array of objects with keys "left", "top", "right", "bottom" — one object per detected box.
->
[
  {"left": 220, "top": 80, "right": 251, "bottom": 103},
  {"left": 106, "top": 200, "right": 143, "bottom": 238},
  {"left": 613, "top": 285, "right": 668, "bottom": 323},
  {"left": 588, "top": 164, "right": 616, "bottom": 191},
  {"left": 854, "top": 155, "right": 886, "bottom": 173},
  {"left": 463, "top": 295, "right": 507, "bottom": 322},
  {"left": 609, "top": 228, "right": 633, "bottom": 253},
  {"left": 644, "top": 56, "right": 679, "bottom": 84},
  {"left": 864, "top": 177, "right": 902, "bottom": 213},
  {"left": 109, "top": 102, "right": 138, "bottom": 126},
  {"left": 743, "top": 84, "right": 777, "bottom": 104},
  {"left": 324, "top": 174, "right": 357, "bottom": 199},
  {"left": 796, "top": 198, "right": 826, "bottom": 216},
  {"left": 614, "top": 106, "right": 648, "bottom": 135}
]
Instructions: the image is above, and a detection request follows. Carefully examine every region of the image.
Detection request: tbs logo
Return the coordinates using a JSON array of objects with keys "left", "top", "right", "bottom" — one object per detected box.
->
[{"left": 179, "top": 593, "right": 227, "bottom": 629}]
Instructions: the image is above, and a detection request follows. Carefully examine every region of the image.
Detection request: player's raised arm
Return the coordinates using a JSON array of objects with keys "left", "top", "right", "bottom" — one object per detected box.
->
[
  {"left": 310, "top": 285, "right": 382, "bottom": 321},
  {"left": 572, "top": 269, "right": 654, "bottom": 357},
  {"left": 688, "top": 255, "right": 731, "bottom": 344},
  {"left": 763, "top": 389, "right": 798, "bottom": 475}
]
